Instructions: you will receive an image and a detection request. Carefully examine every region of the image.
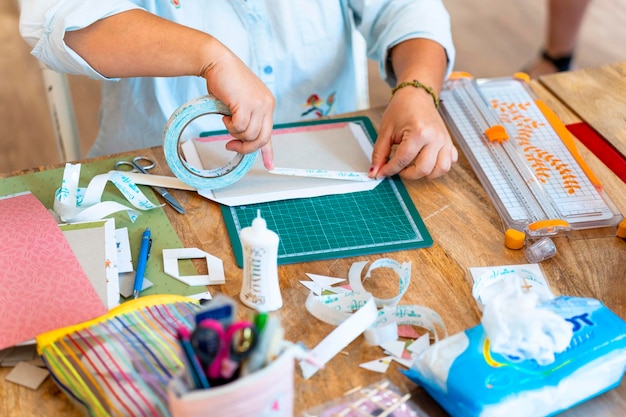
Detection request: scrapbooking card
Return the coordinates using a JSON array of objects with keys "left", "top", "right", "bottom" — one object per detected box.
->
[{"left": 60, "top": 219, "right": 120, "bottom": 310}]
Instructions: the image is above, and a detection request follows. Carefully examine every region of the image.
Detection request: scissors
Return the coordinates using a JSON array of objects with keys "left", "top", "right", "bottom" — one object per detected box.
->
[
  {"left": 115, "top": 156, "right": 185, "bottom": 214},
  {"left": 190, "top": 318, "right": 257, "bottom": 384}
]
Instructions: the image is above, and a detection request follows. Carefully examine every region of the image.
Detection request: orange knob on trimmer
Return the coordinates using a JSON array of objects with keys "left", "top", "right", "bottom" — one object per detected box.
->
[{"left": 504, "top": 228, "right": 526, "bottom": 250}]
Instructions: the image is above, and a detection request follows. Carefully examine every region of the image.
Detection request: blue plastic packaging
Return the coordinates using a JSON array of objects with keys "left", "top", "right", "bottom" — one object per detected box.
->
[{"left": 404, "top": 297, "right": 626, "bottom": 417}]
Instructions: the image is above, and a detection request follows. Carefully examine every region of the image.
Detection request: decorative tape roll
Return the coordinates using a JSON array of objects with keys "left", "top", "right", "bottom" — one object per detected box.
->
[{"left": 163, "top": 95, "right": 258, "bottom": 190}]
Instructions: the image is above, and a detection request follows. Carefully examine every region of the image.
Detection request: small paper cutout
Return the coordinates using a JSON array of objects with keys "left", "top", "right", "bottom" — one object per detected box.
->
[
  {"left": 359, "top": 356, "right": 392, "bottom": 373},
  {"left": 119, "top": 272, "right": 153, "bottom": 299},
  {"left": 398, "top": 325, "right": 421, "bottom": 339},
  {"left": 5, "top": 362, "right": 49, "bottom": 390},
  {"left": 407, "top": 334, "right": 430, "bottom": 355},
  {"left": 381, "top": 340, "right": 406, "bottom": 359},
  {"left": 163, "top": 248, "right": 225, "bottom": 286}
]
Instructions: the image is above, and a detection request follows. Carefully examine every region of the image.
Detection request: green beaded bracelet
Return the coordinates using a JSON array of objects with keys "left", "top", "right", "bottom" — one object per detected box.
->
[{"left": 390, "top": 79, "right": 439, "bottom": 109}]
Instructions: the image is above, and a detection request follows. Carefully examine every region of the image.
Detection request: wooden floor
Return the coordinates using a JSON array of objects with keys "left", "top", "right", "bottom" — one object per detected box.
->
[{"left": 2, "top": 0, "right": 625, "bottom": 174}]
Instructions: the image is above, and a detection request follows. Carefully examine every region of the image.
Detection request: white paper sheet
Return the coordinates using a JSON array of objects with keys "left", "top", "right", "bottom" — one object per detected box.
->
[{"left": 182, "top": 121, "right": 382, "bottom": 206}]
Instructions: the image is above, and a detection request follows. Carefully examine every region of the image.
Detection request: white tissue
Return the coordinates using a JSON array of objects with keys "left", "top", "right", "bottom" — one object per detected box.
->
[{"left": 481, "top": 283, "right": 573, "bottom": 365}]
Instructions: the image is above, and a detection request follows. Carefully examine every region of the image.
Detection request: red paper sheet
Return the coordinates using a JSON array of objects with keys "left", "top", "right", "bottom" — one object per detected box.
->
[{"left": 566, "top": 122, "right": 626, "bottom": 184}]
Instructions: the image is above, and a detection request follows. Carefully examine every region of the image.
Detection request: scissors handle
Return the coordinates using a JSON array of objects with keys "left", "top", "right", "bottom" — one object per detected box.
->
[
  {"left": 130, "top": 156, "right": 155, "bottom": 174},
  {"left": 191, "top": 319, "right": 257, "bottom": 383},
  {"left": 115, "top": 157, "right": 186, "bottom": 214}
]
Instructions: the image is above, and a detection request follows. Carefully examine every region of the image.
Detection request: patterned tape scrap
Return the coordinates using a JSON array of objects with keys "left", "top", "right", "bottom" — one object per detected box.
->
[
  {"left": 365, "top": 304, "right": 447, "bottom": 346},
  {"left": 470, "top": 264, "right": 555, "bottom": 309},
  {"left": 162, "top": 95, "right": 257, "bottom": 190},
  {"left": 349, "top": 259, "right": 411, "bottom": 308},
  {"left": 302, "top": 259, "right": 448, "bottom": 378},
  {"left": 54, "top": 163, "right": 162, "bottom": 223}
]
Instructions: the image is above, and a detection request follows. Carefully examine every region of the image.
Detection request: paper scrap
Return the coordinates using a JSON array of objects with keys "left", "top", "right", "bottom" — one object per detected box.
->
[
  {"left": 407, "top": 334, "right": 430, "bottom": 356},
  {"left": 162, "top": 248, "right": 225, "bottom": 286},
  {"left": 323, "top": 285, "right": 353, "bottom": 295},
  {"left": 61, "top": 219, "right": 120, "bottom": 310},
  {"left": 359, "top": 357, "right": 392, "bottom": 373},
  {"left": 0, "top": 345, "right": 37, "bottom": 367},
  {"left": 300, "top": 274, "right": 347, "bottom": 295},
  {"left": 381, "top": 340, "right": 406, "bottom": 359},
  {"left": 115, "top": 227, "right": 134, "bottom": 273},
  {"left": 119, "top": 272, "right": 154, "bottom": 299},
  {"left": 299, "top": 281, "right": 325, "bottom": 295},
  {"left": 390, "top": 355, "right": 413, "bottom": 369},
  {"left": 185, "top": 291, "right": 213, "bottom": 302},
  {"left": 398, "top": 325, "right": 422, "bottom": 339},
  {"left": 306, "top": 273, "right": 346, "bottom": 288},
  {"left": 300, "top": 297, "right": 378, "bottom": 379},
  {"left": 301, "top": 259, "right": 448, "bottom": 380},
  {"left": 469, "top": 264, "right": 554, "bottom": 309},
  {"left": 5, "top": 362, "right": 49, "bottom": 390}
]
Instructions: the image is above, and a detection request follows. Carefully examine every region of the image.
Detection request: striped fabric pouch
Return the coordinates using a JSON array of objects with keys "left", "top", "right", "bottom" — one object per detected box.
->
[{"left": 36, "top": 294, "right": 201, "bottom": 417}]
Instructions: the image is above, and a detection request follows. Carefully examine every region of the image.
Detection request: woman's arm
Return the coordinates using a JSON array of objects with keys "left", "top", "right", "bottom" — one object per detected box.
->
[{"left": 64, "top": 9, "right": 276, "bottom": 167}]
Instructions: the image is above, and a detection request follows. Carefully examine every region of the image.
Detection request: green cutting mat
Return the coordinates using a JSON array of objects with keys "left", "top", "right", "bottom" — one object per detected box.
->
[
  {"left": 0, "top": 158, "right": 205, "bottom": 300},
  {"left": 221, "top": 116, "right": 433, "bottom": 267}
]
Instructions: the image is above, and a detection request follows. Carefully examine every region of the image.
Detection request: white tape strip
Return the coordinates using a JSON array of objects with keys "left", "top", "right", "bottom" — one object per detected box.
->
[
  {"left": 305, "top": 291, "right": 373, "bottom": 326},
  {"left": 300, "top": 297, "right": 378, "bottom": 379},
  {"left": 469, "top": 264, "right": 554, "bottom": 310},
  {"left": 163, "top": 95, "right": 257, "bottom": 190},
  {"left": 54, "top": 163, "right": 162, "bottom": 223},
  {"left": 365, "top": 305, "right": 447, "bottom": 346},
  {"left": 268, "top": 167, "right": 373, "bottom": 182},
  {"left": 349, "top": 259, "right": 411, "bottom": 307},
  {"left": 116, "top": 171, "right": 196, "bottom": 191}
]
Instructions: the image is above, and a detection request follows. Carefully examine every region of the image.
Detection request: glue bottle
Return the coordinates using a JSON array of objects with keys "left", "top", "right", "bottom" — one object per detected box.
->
[{"left": 239, "top": 210, "right": 282, "bottom": 311}]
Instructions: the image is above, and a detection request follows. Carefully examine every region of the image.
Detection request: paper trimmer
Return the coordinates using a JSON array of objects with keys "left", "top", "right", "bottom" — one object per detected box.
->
[{"left": 439, "top": 73, "right": 623, "bottom": 248}]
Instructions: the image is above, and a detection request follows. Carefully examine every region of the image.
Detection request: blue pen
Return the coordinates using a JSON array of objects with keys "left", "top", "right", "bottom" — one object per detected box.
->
[{"left": 133, "top": 227, "right": 152, "bottom": 299}]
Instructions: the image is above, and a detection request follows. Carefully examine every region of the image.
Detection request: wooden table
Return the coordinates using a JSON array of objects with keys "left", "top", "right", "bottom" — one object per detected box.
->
[
  {"left": 539, "top": 61, "right": 626, "bottom": 159},
  {"left": 1, "top": 80, "right": 625, "bottom": 417}
]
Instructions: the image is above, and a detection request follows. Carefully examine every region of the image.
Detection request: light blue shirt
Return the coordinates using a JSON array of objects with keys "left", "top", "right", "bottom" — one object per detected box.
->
[{"left": 20, "top": 0, "right": 455, "bottom": 157}]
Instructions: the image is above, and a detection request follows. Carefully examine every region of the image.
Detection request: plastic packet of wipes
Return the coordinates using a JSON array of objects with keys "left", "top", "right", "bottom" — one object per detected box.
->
[{"left": 403, "top": 296, "right": 626, "bottom": 417}]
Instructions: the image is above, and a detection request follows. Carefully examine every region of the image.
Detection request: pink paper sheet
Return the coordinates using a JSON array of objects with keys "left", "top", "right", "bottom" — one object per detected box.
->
[{"left": 0, "top": 193, "right": 107, "bottom": 350}]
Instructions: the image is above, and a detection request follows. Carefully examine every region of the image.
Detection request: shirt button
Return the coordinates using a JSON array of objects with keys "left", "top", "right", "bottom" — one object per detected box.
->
[{"left": 263, "top": 66, "right": 273, "bottom": 75}]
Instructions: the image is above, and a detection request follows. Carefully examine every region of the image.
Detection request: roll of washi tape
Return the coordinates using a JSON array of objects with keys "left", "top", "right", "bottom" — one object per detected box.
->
[{"left": 162, "top": 95, "right": 258, "bottom": 190}]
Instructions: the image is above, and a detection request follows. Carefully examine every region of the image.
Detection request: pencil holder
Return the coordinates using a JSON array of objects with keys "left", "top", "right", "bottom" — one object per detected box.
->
[
  {"left": 167, "top": 346, "right": 295, "bottom": 417},
  {"left": 36, "top": 294, "right": 202, "bottom": 417}
]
